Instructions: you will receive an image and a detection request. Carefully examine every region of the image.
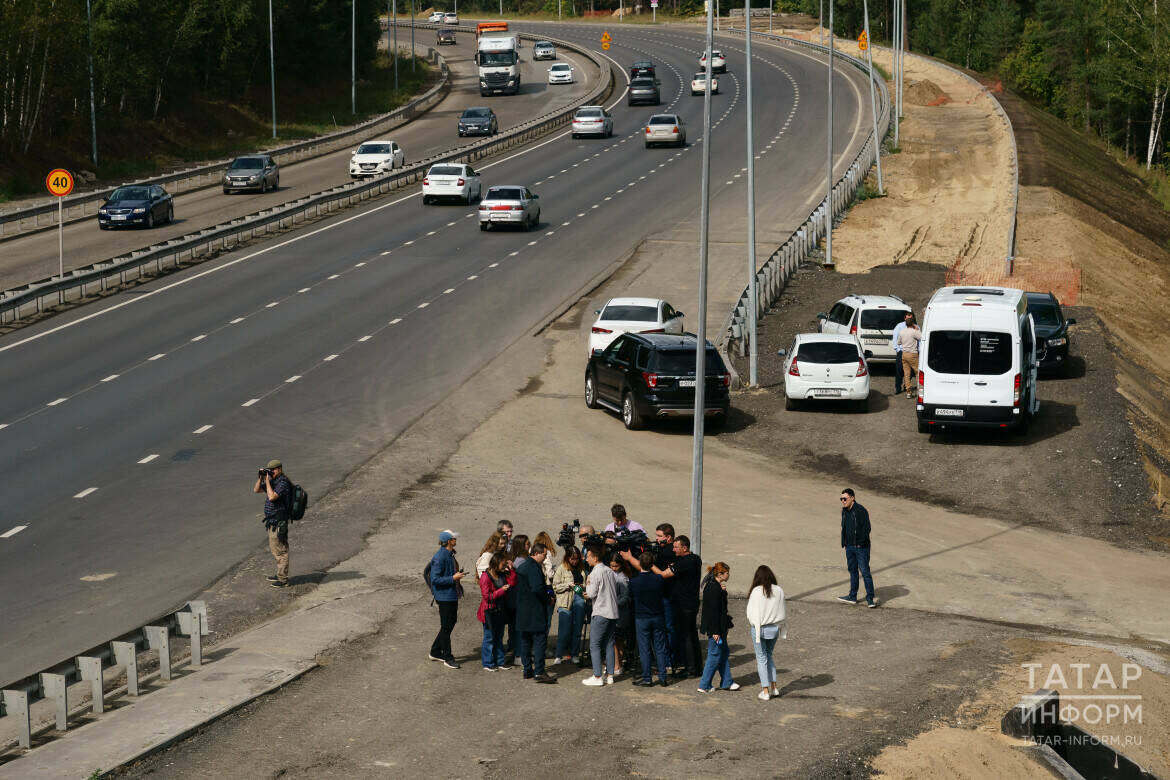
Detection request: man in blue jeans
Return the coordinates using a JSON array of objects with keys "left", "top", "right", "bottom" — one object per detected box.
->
[
  {"left": 624, "top": 550, "right": 670, "bottom": 687},
  {"left": 514, "top": 543, "right": 557, "bottom": 683},
  {"left": 837, "top": 488, "right": 879, "bottom": 608},
  {"left": 581, "top": 545, "right": 619, "bottom": 686}
]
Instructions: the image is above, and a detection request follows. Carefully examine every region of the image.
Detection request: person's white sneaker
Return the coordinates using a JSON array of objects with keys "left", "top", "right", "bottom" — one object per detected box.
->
[
  {"left": 613, "top": 666, "right": 623, "bottom": 676},
  {"left": 550, "top": 658, "right": 562, "bottom": 665},
  {"left": 725, "top": 683, "right": 741, "bottom": 691},
  {"left": 582, "top": 676, "right": 606, "bottom": 687},
  {"left": 770, "top": 685, "right": 780, "bottom": 698},
  {"left": 758, "top": 689, "right": 771, "bottom": 701},
  {"left": 605, "top": 675, "right": 615, "bottom": 685}
]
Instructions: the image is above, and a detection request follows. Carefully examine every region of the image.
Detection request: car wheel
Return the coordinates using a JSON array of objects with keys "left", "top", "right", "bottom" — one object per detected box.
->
[
  {"left": 166, "top": 205, "right": 174, "bottom": 224},
  {"left": 274, "top": 176, "right": 280, "bottom": 189},
  {"left": 423, "top": 195, "right": 431, "bottom": 205},
  {"left": 708, "top": 412, "right": 727, "bottom": 432},
  {"left": 621, "top": 392, "right": 644, "bottom": 430},
  {"left": 855, "top": 397, "right": 869, "bottom": 413},
  {"left": 917, "top": 419, "right": 930, "bottom": 434},
  {"left": 146, "top": 211, "right": 155, "bottom": 229},
  {"left": 223, "top": 188, "right": 230, "bottom": 195},
  {"left": 99, "top": 222, "right": 109, "bottom": 230},
  {"left": 261, "top": 178, "right": 268, "bottom": 194},
  {"left": 785, "top": 395, "right": 800, "bottom": 411},
  {"left": 585, "top": 371, "right": 600, "bottom": 409},
  {"left": 480, "top": 222, "right": 489, "bottom": 231},
  {"left": 1013, "top": 409, "right": 1031, "bottom": 437},
  {"left": 645, "top": 142, "right": 651, "bottom": 149}
]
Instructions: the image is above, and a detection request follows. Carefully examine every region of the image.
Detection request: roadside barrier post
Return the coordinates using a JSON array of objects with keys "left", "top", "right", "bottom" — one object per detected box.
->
[
  {"left": 77, "top": 655, "right": 105, "bottom": 714},
  {"left": 39, "top": 672, "right": 68, "bottom": 731},
  {"left": 1, "top": 689, "right": 30, "bottom": 748},
  {"left": 112, "top": 640, "right": 140, "bottom": 696}
]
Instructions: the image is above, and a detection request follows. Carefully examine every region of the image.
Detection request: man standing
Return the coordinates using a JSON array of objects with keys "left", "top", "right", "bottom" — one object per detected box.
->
[
  {"left": 515, "top": 543, "right": 557, "bottom": 683},
  {"left": 604, "top": 504, "right": 645, "bottom": 536},
  {"left": 896, "top": 315, "right": 922, "bottom": 399},
  {"left": 428, "top": 530, "right": 466, "bottom": 668},
  {"left": 624, "top": 551, "right": 670, "bottom": 687},
  {"left": 890, "top": 311, "right": 913, "bottom": 395},
  {"left": 838, "top": 489, "right": 878, "bottom": 608},
  {"left": 497, "top": 519, "right": 514, "bottom": 551},
  {"left": 653, "top": 523, "right": 677, "bottom": 666},
  {"left": 650, "top": 535, "right": 701, "bottom": 678},
  {"left": 582, "top": 545, "right": 619, "bottom": 686},
  {"left": 253, "top": 459, "right": 292, "bottom": 588}
]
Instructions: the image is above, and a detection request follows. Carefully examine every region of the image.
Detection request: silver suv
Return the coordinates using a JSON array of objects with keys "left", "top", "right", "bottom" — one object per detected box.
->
[{"left": 817, "top": 294, "right": 911, "bottom": 363}]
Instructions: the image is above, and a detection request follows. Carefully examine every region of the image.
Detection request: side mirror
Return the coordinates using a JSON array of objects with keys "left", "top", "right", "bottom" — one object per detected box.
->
[
  {"left": 675, "top": 311, "right": 685, "bottom": 318},
  {"left": 1066, "top": 317, "right": 1077, "bottom": 326},
  {"left": 532, "top": 193, "right": 539, "bottom": 199},
  {"left": 594, "top": 309, "right": 601, "bottom": 315},
  {"left": 776, "top": 349, "right": 786, "bottom": 357},
  {"left": 863, "top": 350, "right": 873, "bottom": 359},
  {"left": 816, "top": 312, "right": 828, "bottom": 320}
]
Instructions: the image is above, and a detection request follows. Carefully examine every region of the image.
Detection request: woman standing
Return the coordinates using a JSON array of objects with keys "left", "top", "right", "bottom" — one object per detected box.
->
[
  {"left": 475, "top": 531, "right": 506, "bottom": 578},
  {"left": 477, "top": 553, "right": 512, "bottom": 671},
  {"left": 608, "top": 554, "right": 632, "bottom": 675},
  {"left": 552, "top": 546, "right": 586, "bottom": 663},
  {"left": 698, "top": 562, "right": 739, "bottom": 693},
  {"left": 745, "top": 565, "right": 786, "bottom": 700},
  {"left": 534, "top": 531, "right": 559, "bottom": 635}
]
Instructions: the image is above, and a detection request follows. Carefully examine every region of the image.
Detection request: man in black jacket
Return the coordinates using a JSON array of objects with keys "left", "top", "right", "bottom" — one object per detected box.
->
[
  {"left": 838, "top": 488, "right": 878, "bottom": 608},
  {"left": 515, "top": 543, "right": 557, "bottom": 683}
]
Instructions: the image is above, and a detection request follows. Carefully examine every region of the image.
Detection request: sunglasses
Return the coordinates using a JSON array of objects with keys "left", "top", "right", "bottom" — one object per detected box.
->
[{"left": 840, "top": 497, "right": 849, "bottom": 502}]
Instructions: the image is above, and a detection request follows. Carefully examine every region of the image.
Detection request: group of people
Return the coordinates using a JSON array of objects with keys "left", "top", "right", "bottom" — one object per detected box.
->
[{"left": 426, "top": 492, "right": 878, "bottom": 699}]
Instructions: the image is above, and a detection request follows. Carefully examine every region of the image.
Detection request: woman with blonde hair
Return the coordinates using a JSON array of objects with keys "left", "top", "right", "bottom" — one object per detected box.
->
[
  {"left": 746, "top": 565, "right": 786, "bottom": 700},
  {"left": 697, "top": 562, "right": 739, "bottom": 693},
  {"left": 551, "top": 546, "right": 587, "bottom": 663},
  {"left": 475, "top": 531, "right": 506, "bottom": 578}
]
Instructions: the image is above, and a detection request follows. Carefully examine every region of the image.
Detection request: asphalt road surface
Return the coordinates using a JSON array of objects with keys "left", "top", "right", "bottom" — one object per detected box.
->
[{"left": 0, "top": 23, "right": 873, "bottom": 685}]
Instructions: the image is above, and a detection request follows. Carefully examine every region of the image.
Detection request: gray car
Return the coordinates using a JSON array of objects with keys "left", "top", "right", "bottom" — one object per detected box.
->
[
  {"left": 644, "top": 114, "right": 686, "bottom": 148},
  {"left": 222, "top": 155, "right": 279, "bottom": 194},
  {"left": 458, "top": 107, "right": 498, "bottom": 137},
  {"left": 628, "top": 77, "right": 660, "bottom": 106},
  {"left": 478, "top": 185, "right": 540, "bottom": 231},
  {"left": 532, "top": 41, "right": 556, "bottom": 60}
]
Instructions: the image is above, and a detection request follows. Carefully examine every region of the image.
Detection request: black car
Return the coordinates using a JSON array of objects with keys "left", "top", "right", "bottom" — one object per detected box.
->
[
  {"left": 628, "top": 77, "right": 660, "bottom": 106},
  {"left": 437, "top": 28, "right": 456, "bottom": 44},
  {"left": 458, "top": 106, "right": 498, "bottom": 136},
  {"left": 630, "top": 60, "right": 656, "bottom": 79},
  {"left": 1026, "top": 291, "right": 1076, "bottom": 371},
  {"left": 585, "top": 333, "right": 731, "bottom": 430},
  {"left": 97, "top": 185, "right": 173, "bottom": 230}
]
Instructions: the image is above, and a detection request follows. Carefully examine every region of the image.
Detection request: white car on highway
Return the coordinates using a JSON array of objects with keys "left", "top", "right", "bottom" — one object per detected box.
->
[
  {"left": 478, "top": 185, "right": 541, "bottom": 231},
  {"left": 443, "top": 11, "right": 458, "bottom": 23},
  {"left": 691, "top": 72, "right": 719, "bottom": 95},
  {"left": 571, "top": 106, "right": 613, "bottom": 138},
  {"left": 422, "top": 163, "right": 482, "bottom": 204},
  {"left": 548, "top": 63, "right": 574, "bottom": 84},
  {"left": 589, "top": 297, "right": 685, "bottom": 355},
  {"left": 428, "top": 11, "right": 445, "bottom": 22},
  {"left": 349, "top": 140, "right": 405, "bottom": 178},
  {"left": 699, "top": 50, "right": 727, "bottom": 73},
  {"left": 778, "top": 333, "right": 871, "bottom": 411}
]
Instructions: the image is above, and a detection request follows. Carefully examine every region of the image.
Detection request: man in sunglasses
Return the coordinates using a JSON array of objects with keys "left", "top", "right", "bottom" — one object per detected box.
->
[{"left": 837, "top": 488, "right": 878, "bottom": 608}]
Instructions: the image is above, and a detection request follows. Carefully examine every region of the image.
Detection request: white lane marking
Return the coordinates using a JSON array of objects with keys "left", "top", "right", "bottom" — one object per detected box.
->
[
  {"left": 443, "top": 288, "right": 455, "bottom": 294},
  {"left": 616, "top": 189, "right": 624, "bottom": 194},
  {"left": 467, "top": 275, "right": 478, "bottom": 280},
  {"left": 324, "top": 354, "right": 340, "bottom": 361},
  {"left": 328, "top": 274, "right": 340, "bottom": 280},
  {"left": 355, "top": 262, "right": 366, "bottom": 267},
  {"left": 101, "top": 374, "right": 119, "bottom": 382},
  {"left": 447, "top": 221, "right": 457, "bottom": 226},
  {"left": 404, "top": 240, "right": 415, "bottom": 245},
  {"left": 149, "top": 353, "right": 165, "bottom": 360},
  {"left": 489, "top": 263, "right": 499, "bottom": 268},
  {"left": 577, "top": 212, "right": 585, "bottom": 217},
  {"left": 389, "top": 318, "right": 402, "bottom": 325},
  {"left": 266, "top": 302, "right": 278, "bottom": 308},
  {"left": 47, "top": 398, "right": 67, "bottom": 406},
  {"left": 80, "top": 572, "right": 117, "bottom": 582},
  {"left": 230, "top": 317, "right": 246, "bottom": 324},
  {"left": 285, "top": 375, "right": 301, "bottom": 383},
  {"left": 191, "top": 334, "right": 207, "bottom": 342},
  {"left": 193, "top": 424, "right": 213, "bottom": 434},
  {"left": 465, "top": 213, "right": 475, "bottom": 218},
  {"left": 358, "top": 335, "right": 373, "bottom": 342},
  {"left": 74, "top": 487, "right": 99, "bottom": 499},
  {"left": 591, "top": 204, "right": 599, "bottom": 209},
  {"left": 0, "top": 526, "right": 27, "bottom": 538},
  {"left": 426, "top": 231, "right": 436, "bottom": 236},
  {"left": 562, "top": 221, "right": 571, "bottom": 226},
  {"left": 242, "top": 398, "right": 260, "bottom": 406},
  {"left": 417, "top": 302, "right": 429, "bottom": 309},
  {"left": 545, "top": 231, "right": 555, "bottom": 236},
  {"left": 138, "top": 453, "right": 159, "bottom": 463},
  {"left": 509, "top": 251, "right": 519, "bottom": 256},
  {"left": 298, "top": 287, "right": 311, "bottom": 293},
  {"left": 604, "top": 196, "right": 612, "bottom": 201},
  {"left": 527, "top": 241, "right": 537, "bottom": 246},
  {"left": 0, "top": 424, "right": 8, "bottom": 430}
]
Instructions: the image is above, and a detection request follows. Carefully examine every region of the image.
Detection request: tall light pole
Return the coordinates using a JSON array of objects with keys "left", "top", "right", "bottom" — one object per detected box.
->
[
  {"left": 745, "top": 0, "right": 759, "bottom": 386},
  {"left": 392, "top": 0, "right": 398, "bottom": 91},
  {"left": 690, "top": 0, "right": 716, "bottom": 558},
  {"left": 823, "top": 0, "right": 834, "bottom": 268},
  {"left": 892, "top": 0, "right": 900, "bottom": 146},
  {"left": 269, "top": 0, "right": 277, "bottom": 139},
  {"left": 411, "top": 0, "right": 416, "bottom": 72},
  {"left": 862, "top": 0, "right": 882, "bottom": 193},
  {"left": 86, "top": 0, "right": 98, "bottom": 166},
  {"left": 819, "top": 0, "right": 823, "bottom": 46},
  {"left": 352, "top": 0, "right": 357, "bottom": 115}
]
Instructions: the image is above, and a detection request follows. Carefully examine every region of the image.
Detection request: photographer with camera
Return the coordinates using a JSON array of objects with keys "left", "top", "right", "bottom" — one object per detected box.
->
[
  {"left": 652, "top": 523, "right": 677, "bottom": 667},
  {"left": 623, "top": 534, "right": 702, "bottom": 679},
  {"left": 605, "top": 504, "right": 645, "bottom": 537},
  {"left": 253, "top": 459, "right": 293, "bottom": 588}
]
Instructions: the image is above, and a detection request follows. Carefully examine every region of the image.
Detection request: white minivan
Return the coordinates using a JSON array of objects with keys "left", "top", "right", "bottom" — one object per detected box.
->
[{"left": 917, "top": 286, "right": 1040, "bottom": 434}]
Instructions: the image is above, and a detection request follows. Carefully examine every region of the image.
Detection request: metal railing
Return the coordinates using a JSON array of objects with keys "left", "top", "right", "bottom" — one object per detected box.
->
[
  {"left": 721, "top": 31, "right": 891, "bottom": 361},
  {"left": 0, "top": 45, "right": 451, "bottom": 240},
  {"left": 0, "top": 602, "right": 208, "bottom": 750},
  {"left": 0, "top": 32, "right": 612, "bottom": 324}
]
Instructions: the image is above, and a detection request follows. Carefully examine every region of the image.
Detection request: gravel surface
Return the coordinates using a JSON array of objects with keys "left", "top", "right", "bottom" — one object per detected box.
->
[{"left": 726, "top": 260, "right": 1160, "bottom": 549}]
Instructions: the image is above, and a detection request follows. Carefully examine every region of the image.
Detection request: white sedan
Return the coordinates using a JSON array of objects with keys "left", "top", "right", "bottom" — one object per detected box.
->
[
  {"left": 349, "top": 140, "right": 404, "bottom": 177},
  {"left": 422, "top": 163, "right": 482, "bottom": 204},
  {"left": 778, "top": 333, "right": 871, "bottom": 411},
  {"left": 548, "top": 63, "right": 574, "bottom": 84},
  {"left": 691, "top": 72, "right": 719, "bottom": 95},
  {"left": 699, "top": 50, "right": 727, "bottom": 73},
  {"left": 589, "top": 297, "right": 685, "bottom": 355}
]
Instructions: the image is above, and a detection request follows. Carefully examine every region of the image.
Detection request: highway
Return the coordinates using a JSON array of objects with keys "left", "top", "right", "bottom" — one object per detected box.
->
[{"left": 0, "top": 23, "right": 873, "bottom": 685}]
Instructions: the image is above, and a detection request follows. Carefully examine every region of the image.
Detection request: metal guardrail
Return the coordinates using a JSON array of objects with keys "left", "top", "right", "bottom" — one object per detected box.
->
[
  {"left": 0, "top": 31, "right": 612, "bottom": 323},
  {"left": 0, "top": 602, "right": 208, "bottom": 749},
  {"left": 0, "top": 45, "right": 451, "bottom": 240},
  {"left": 721, "top": 30, "right": 891, "bottom": 360}
]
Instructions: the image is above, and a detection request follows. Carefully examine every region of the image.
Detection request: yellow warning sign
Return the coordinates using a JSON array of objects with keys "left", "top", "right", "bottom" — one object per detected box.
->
[
  {"left": 601, "top": 31, "right": 612, "bottom": 44},
  {"left": 858, "top": 30, "right": 868, "bottom": 51},
  {"left": 602, "top": 41, "right": 611, "bottom": 50}
]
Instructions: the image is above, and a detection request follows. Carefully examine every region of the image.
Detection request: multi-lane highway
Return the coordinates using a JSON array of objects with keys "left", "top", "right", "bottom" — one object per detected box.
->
[{"left": 0, "top": 22, "right": 873, "bottom": 684}]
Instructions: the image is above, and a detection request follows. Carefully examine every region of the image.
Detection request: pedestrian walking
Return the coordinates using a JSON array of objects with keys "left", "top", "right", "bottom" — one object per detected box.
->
[
  {"left": 698, "top": 562, "right": 739, "bottom": 693},
  {"left": 746, "top": 565, "right": 787, "bottom": 700},
  {"left": 253, "top": 459, "right": 293, "bottom": 587},
  {"left": 582, "top": 545, "right": 619, "bottom": 686},
  {"left": 626, "top": 550, "right": 670, "bottom": 687},
  {"left": 478, "top": 553, "right": 512, "bottom": 671},
  {"left": 427, "top": 530, "right": 466, "bottom": 669},
  {"left": 837, "top": 488, "right": 878, "bottom": 608},
  {"left": 552, "top": 546, "right": 587, "bottom": 664},
  {"left": 475, "top": 530, "right": 507, "bottom": 578},
  {"left": 514, "top": 543, "right": 557, "bottom": 683},
  {"left": 896, "top": 315, "right": 922, "bottom": 398},
  {"left": 890, "top": 311, "right": 913, "bottom": 395}
]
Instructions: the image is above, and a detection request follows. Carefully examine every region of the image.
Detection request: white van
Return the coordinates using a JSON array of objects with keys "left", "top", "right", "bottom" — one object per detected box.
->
[{"left": 917, "top": 286, "right": 1039, "bottom": 434}]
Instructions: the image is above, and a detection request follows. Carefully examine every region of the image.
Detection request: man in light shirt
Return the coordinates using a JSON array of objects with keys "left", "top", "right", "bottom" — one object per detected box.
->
[
  {"left": 582, "top": 545, "right": 620, "bottom": 686},
  {"left": 896, "top": 315, "right": 922, "bottom": 399},
  {"left": 604, "top": 503, "right": 644, "bottom": 536},
  {"left": 890, "top": 311, "right": 913, "bottom": 395}
]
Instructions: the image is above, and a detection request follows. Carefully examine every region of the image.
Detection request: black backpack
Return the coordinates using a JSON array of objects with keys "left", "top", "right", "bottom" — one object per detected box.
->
[{"left": 288, "top": 483, "right": 309, "bottom": 521}]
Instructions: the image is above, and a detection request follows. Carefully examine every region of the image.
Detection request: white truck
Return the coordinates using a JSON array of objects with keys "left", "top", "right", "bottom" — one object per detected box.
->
[{"left": 478, "top": 36, "right": 520, "bottom": 96}]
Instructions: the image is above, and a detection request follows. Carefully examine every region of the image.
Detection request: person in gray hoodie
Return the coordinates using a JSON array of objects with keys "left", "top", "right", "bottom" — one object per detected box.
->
[{"left": 581, "top": 545, "right": 619, "bottom": 686}]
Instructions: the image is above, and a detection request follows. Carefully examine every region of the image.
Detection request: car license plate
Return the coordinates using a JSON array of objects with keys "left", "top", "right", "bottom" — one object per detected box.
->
[
  {"left": 934, "top": 408, "right": 964, "bottom": 417},
  {"left": 112, "top": 215, "right": 127, "bottom": 220},
  {"left": 863, "top": 337, "right": 886, "bottom": 344},
  {"left": 678, "top": 379, "right": 696, "bottom": 388},
  {"left": 812, "top": 388, "right": 841, "bottom": 397},
  {"left": 491, "top": 214, "right": 510, "bottom": 221}
]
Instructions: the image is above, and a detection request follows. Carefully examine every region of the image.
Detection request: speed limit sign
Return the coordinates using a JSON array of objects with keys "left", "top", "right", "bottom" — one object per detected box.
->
[{"left": 46, "top": 169, "right": 75, "bottom": 197}]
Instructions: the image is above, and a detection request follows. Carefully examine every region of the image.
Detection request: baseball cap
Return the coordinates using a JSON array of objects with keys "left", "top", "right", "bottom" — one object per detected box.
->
[
  {"left": 439, "top": 530, "right": 459, "bottom": 544},
  {"left": 266, "top": 459, "right": 282, "bottom": 469}
]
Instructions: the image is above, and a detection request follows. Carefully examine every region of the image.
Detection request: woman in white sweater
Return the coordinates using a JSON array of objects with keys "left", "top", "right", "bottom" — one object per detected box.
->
[{"left": 745, "top": 565, "right": 787, "bottom": 701}]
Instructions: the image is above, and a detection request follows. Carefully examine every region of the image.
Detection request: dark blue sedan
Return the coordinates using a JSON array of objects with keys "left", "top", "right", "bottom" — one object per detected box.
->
[{"left": 97, "top": 185, "right": 174, "bottom": 230}]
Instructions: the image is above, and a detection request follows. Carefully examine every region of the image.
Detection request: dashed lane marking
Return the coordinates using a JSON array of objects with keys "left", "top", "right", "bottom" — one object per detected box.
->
[
  {"left": 285, "top": 375, "right": 301, "bottom": 383},
  {"left": 149, "top": 353, "right": 165, "bottom": 360},
  {"left": 101, "top": 374, "right": 118, "bottom": 382},
  {"left": 242, "top": 398, "right": 260, "bottom": 406},
  {"left": 191, "top": 334, "right": 206, "bottom": 342},
  {"left": 47, "top": 398, "right": 67, "bottom": 406},
  {"left": 138, "top": 454, "right": 159, "bottom": 463},
  {"left": 74, "top": 487, "right": 98, "bottom": 499},
  {"left": 0, "top": 526, "right": 27, "bottom": 538},
  {"left": 193, "top": 424, "right": 213, "bottom": 434},
  {"left": 324, "top": 354, "right": 340, "bottom": 360}
]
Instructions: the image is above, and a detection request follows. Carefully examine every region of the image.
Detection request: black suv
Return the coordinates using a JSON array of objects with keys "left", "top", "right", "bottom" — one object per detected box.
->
[
  {"left": 585, "top": 333, "right": 731, "bottom": 430},
  {"left": 1026, "top": 291, "right": 1076, "bottom": 372},
  {"left": 628, "top": 77, "right": 660, "bottom": 106},
  {"left": 630, "top": 60, "right": 656, "bottom": 79}
]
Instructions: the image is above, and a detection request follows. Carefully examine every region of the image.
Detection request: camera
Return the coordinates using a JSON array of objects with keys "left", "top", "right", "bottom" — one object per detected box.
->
[
  {"left": 556, "top": 522, "right": 576, "bottom": 549},
  {"left": 612, "top": 529, "right": 649, "bottom": 557},
  {"left": 258, "top": 468, "right": 273, "bottom": 479}
]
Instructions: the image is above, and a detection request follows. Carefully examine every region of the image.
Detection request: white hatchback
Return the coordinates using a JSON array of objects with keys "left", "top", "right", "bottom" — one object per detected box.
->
[
  {"left": 699, "top": 50, "right": 727, "bottom": 72},
  {"left": 422, "top": 163, "right": 482, "bottom": 204},
  {"left": 589, "top": 297, "right": 685, "bottom": 355},
  {"left": 779, "top": 333, "right": 871, "bottom": 411},
  {"left": 428, "top": 11, "right": 445, "bottom": 22},
  {"left": 443, "top": 11, "right": 458, "bottom": 23},
  {"left": 548, "top": 63, "right": 574, "bottom": 84},
  {"left": 691, "top": 72, "right": 719, "bottom": 95},
  {"left": 571, "top": 106, "right": 613, "bottom": 138},
  {"left": 818, "top": 294, "right": 911, "bottom": 363}
]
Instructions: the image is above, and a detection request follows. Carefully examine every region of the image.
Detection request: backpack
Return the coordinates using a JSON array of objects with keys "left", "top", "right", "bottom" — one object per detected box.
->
[
  {"left": 423, "top": 560, "right": 434, "bottom": 593},
  {"left": 288, "top": 484, "right": 309, "bottom": 521}
]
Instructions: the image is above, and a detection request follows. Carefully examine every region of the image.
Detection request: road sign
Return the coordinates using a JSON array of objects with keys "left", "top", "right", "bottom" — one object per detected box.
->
[
  {"left": 601, "top": 31, "right": 612, "bottom": 44},
  {"left": 650, "top": 0, "right": 658, "bottom": 6},
  {"left": 603, "top": 41, "right": 611, "bottom": 50},
  {"left": 858, "top": 30, "right": 868, "bottom": 51},
  {"left": 46, "top": 169, "right": 74, "bottom": 198}
]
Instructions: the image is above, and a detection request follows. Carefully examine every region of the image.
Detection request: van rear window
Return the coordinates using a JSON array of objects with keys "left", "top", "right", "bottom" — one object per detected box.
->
[
  {"left": 971, "top": 331, "right": 1012, "bottom": 374},
  {"left": 926, "top": 330, "right": 1013, "bottom": 375},
  {"left": 794, "top": 342, "right": 859, "bottom": 364}
]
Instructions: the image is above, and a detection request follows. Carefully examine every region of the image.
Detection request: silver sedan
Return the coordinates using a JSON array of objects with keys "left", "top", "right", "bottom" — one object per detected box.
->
[
  {"left": 644, "top": 114, "right": 686, "bottom": 148},
  {"left": 478, "top": 185, "right": 541, "bottom": 231}
]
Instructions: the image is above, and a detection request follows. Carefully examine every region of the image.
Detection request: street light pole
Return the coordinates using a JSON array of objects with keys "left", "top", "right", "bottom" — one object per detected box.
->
[
  {"left": 392, "top": 0, "right": 398, "bottom": 91},
  {"left": 352, "top": 0, "right": 356, "bottom": 115},
  {"left": 411, "top": 0, "right": 416, "bottom": 72},
  {"left": 892, "top": 0, "right": 900, "bottom": 146},
  {"left": 690, "top": 0, "right": 716, "bottom": 558},
  {"left": 862, "top": 0, "right": 883, "bottom": 193},
  {"left": 86, "top": 0, "right": 98, "bottom": 166},
  {"left": 269, "top": 0, "right": 277, "bottom": 139},
  {"left": 823, "top": 0, "right": 834, "bottom": 268},
  {"left": 745, "top": 0, "right": 759, "bottom": 387},
  {"left": 819, "top": 0, "right": 823, "bottom": 46}
]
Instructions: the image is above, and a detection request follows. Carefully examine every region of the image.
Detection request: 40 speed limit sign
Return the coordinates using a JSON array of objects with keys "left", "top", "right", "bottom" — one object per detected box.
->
[{"left": 46, "top": 168, "right": 75, "bottom": 197}]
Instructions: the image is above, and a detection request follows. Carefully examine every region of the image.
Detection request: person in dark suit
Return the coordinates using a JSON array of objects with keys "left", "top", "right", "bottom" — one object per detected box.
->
[{"left": 515, "top": 543, "right": 557, "bottom": 683}]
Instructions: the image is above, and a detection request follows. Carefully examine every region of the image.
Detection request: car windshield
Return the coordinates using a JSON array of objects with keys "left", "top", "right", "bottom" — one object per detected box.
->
[
  {"left": 357, "top": 144, "right": 391, "bottom": 155},
  {"left": 110, "top": 187, "right": 149, "bottom": 200},
  {"left": 480, "top": 51, "right": 516, "bottom": 66},
  {"left": 536, "top": 42, "right": 552, "bottom": 48},
  {"left": 648, "top": 116, "right": 676, "bottom": 125},
  {"left": 794, "top": 342, "right": 860, "bottom": 364},
  {"left": 462, "top": 108, "right": 490, "bottom": 118},
  {"left": 551, "top": 64, "right": 570, "bottom": 71},
  {"left": 693, "top": 73, "right": 709, "bottom": 80},
  {"left": 602, "top": 305, "right": 658, "bottom": 322},
  {"left": 651, "top": 348, "right": 723, "bottom": 374},
  {"left": 487, "top": 188, "right": 523, "bottom": 200},
  {"left": 230, "top": 158, "right": 263, "bottom": 170},
  {"left": 577, "top": 109, "right": 602, "bottom": 118},
  {"left": 632, "top": 79, "right": 656, "bottom": 88},
  {"left": 1029, "top": 303, "right": 1061, "bottom": 327},
  {"left": 429, "top": 166, "right": 463, "bottom": 175},
  {"left": 860, "top": 309, "right": 909, "bottom": 330}
]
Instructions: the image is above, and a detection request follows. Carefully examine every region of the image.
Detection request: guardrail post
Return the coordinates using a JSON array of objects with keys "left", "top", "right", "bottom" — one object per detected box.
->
[
  {"left": 112, "top": 640, "right": 140, "bottom": 696},
  {"left": 177, "top": 601, "right": 208, "bottom": 667},
  {"left": 2, "top": 689, "right": 31, "bottom": 748},
  {"left": 39, "top": 672, "right": 68, "bottom": 731},
  {"left": 144, "top": 625, "right": 172, "bottom": 681},
  {"left": 77, "top": 655, "right": 105, "bottom": 714}
]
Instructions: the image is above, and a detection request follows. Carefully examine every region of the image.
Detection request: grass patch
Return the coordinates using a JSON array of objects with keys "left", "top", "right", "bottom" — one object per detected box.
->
[
  {"left": 855, "top": 179, "right": 884, "bottom": 202},
  {"left": 870, "top": 61, "right": 891, "bottom": 81}
]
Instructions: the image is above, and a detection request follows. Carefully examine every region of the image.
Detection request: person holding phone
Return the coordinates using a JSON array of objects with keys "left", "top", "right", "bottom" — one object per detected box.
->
[
  {"left": 478, "top": 553, "right": 512, "bottom": 670},
  {"left": 428, "top": 530, "right": 465, "bottom": 669},
  {"left": 697, "top": 562, "right": 739, "bottom": 693}
]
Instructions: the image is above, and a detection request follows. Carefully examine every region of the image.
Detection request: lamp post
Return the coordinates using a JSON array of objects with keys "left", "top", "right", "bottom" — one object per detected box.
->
[
  {"left": 269, "top": 0, "right": 277, "bottom": 138},
  {"left": 823, "top": 0, "right": 834, "bottom": 268},
  {"left": 85, "top": 0, "right": 98, "bottom": 165},
  {"left": 391, "top": 0, "right": 398, "bottom": 91},
  {"left": 352, "top": 0, "right": 356, "bottom": 115},
  {"left": 862, "top": 0, "right": 883, "bottom": 193},
  {"left": 745, "top": 0, "right": 759, "bottom": 386}
]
